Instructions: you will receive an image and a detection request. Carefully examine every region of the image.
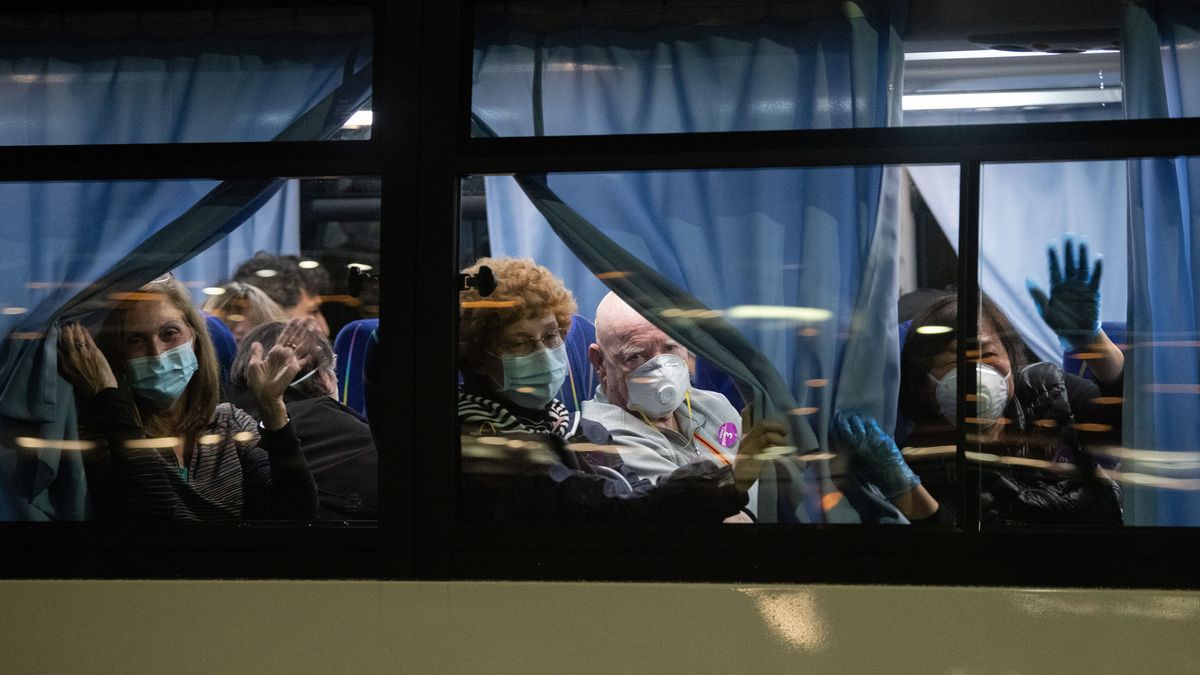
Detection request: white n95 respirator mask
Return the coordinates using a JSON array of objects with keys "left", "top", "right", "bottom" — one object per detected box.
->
[
  {"left": 929, "top": 362, "right": 1010, "bottom": 424},
  {"left": 626, "top": 354, "right": 691, "bottom": 418}
]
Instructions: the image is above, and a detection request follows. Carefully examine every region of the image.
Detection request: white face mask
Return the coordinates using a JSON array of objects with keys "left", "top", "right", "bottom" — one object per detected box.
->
[
  {"left": 929, "top": 362, "right": 1010, "bottom": 424},
  {"left": 625, "top": 354, "right": 691, "bottom": 418}
]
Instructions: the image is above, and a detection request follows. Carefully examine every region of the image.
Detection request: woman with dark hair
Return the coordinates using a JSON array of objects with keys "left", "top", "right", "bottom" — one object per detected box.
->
[
  {"left": 896, "top": 274, "right": 1124, "bottom": 525},
  {"left": 835, "top": 240, "right": 1124, "bottom": 525},
  {"left": 57, "top": 274, "right": 319, "bottom": 521}
]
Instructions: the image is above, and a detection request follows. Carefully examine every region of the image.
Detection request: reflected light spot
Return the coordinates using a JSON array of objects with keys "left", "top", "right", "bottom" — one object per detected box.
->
[
  {"left": 15, "top": 437, "right": 96, "bottom": 451},
  {"left": 255, "top": 269, "right": 278, "bottom": 278},
  {"left": 738, "top": 589, "right": 829, "bottom": 652},
  {"left": 227, "top": 314, "right": 246, "bottom": 323},
  {"left": 1091, "top": 396, "right": 1123, "bottom": 405},
  {"left": 799, "top": 327, "right": 820, "bottom": 337},
  {"left": 232, "top": 432, "right": 255, "bottom": 443},
  {"left": 965, "top": 394, "right": 979, "bottom": 402},
  {"left": 461, "top": 300, "right": 518, "bottom": 309},
  {"left": 298, "top": 260, "right": 321, "bottom": 269},
  {"left": 821, "top": 491, "right": 843, "bottom": 512},
  {"left": 726, "top": 305, "right": 832, "bottom": 322},
  {"left": 967, "top": 416, "right": 1010, "bottom": 426},
  {"left": 1034, "top": 418, "right": 1059, "bottom": 428},
  {"left": 596, "top": 271, "right": 628, "bottom": 280},
  {"left": 108, "top": 292, "right": 160, "bottom": 302},
  {"left": 201, "top": 287, "right": 226, "bottom": 296},
  {"left": 1, "top": 307, "right": 27, "bottom": 315},
  {"left": 321, "top": 294, "right": 363, "bottom": 307},
  {"left": 1145, "top": 384, "right": 1200, "bottom": 395},
  {"left": 1070, "top": 351, "right": 1105, "bottom": 360},
  {"left": 515, "top": 387, "right": 535, "bottom": 394},
  {"left": 661, "top": 308, "right": 722, "bottom": 319},
  {"left": 124, "top": 437, "right": 182, "bottom": 449},
  {"left": 12, "top": 332, "right": 43, "bottom": 340},
  {"left": 1076, "top": 423, "right": 1113, "bottom": 433},
  {"left": 788, "top": 407, "right": 819, "bottom": 416},
  {"left": 197, "top": 434, "right": 222, "bottom": 445},
  {"left": 805, "top": 379, "right": 828, "bottom": 388},
  {"left": 916, "top": 325, "right": 952, "bottom": 335},
  {"left": 347, "top": 263, "right": 374, "bottom": 272}
]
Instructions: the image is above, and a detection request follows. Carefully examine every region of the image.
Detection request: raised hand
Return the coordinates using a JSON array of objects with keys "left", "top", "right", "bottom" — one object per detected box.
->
[
  {"left": 1026, "top": 237, "right": 1102, "bottom": 350},
  {"left": 57, "top": 322, "right": 118, "bottom": 396},
  {"left": 246, "top": 318, "right": 319, "bottom": 429},
  {"left": 831, "top": 410, "right": 920, "bottom": 499},
  {"left": 732, "top": 404, "right": 788, "bottom": 494}
]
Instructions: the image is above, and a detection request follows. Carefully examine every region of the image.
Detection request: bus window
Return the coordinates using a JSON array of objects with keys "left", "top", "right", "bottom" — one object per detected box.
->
[
  {"left": 0, "top": 176, "right": 379, "bottom": 524},
  {"left": 456, "top": 166, "right": 959, "bottom": 526}
]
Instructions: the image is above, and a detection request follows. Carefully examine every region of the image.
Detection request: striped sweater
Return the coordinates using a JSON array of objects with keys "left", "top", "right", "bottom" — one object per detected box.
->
[{"left": 83, "top": 388, "right": 318, "bottom": 521}]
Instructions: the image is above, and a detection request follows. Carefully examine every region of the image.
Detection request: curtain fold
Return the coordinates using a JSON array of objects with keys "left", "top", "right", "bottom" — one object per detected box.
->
[
  {"left": 475, "top": 2, "right": 907, "bottom": 523},
  {"left": 0, "top": 40, "right": 372, "bottom": 520},
  {"left": 1122, "top": 1, "right": 1200, "bottom": 525}
]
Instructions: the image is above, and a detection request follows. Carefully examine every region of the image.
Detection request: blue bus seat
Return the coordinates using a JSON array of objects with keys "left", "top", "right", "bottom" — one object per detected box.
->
[
  {"left": 204, "top": 313, "right": 237, "bottom": 394},
  {"left": 556, "top": 314, "right": 597, "bottom": 413},
  {"left": 334, "top": 318, "right": 379, "bottom": 419}
]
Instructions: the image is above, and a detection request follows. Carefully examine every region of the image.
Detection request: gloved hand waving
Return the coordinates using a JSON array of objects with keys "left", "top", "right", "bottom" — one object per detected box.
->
[
  {"left": 831, "top": 411, "right": 920, "bottom": 499},
  {"left": 1026, "top": 237, "right": 1102, "bottom": 351}
]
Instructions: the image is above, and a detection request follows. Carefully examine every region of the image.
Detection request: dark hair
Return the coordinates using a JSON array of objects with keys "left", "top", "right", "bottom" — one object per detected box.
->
[
  {"left": 232, "top": 252, "right": 330, "bottom": 310},
  {"left": 898, "top": 292, "right": 1030, "bottom": 424},
  {"left": 230, "top": 320, "right": 336, "bottom": 399}
]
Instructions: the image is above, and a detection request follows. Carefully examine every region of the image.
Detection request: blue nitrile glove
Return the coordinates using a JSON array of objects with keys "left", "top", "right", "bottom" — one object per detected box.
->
[
  {"left": 832, "top": 411, "right": 920, "bottom": 499},
  {"left": 1026, "top": 237, "right": 1102, "bottom": 351}
]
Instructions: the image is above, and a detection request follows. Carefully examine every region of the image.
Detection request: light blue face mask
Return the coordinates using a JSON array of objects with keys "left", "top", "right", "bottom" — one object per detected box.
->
[
  {"left": 127, "top": 340, "right": 199, "bottom": 411},
  {"left": 495, "top": 342, "right": 569, "bottom": 409}
]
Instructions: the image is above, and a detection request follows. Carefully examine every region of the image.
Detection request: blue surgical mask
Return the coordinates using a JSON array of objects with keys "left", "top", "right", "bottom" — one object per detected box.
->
[
  {"left": 127, "top": 341, "right": 199, "bottom": 411},
  {"left": 494, "top": 342, "right": 569, "bottom": 409}
]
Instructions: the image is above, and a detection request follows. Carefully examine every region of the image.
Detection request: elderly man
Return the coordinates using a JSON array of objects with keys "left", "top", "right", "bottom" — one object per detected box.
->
[{"left": 583, "top": 292, "right": 759, "bottom": 519}]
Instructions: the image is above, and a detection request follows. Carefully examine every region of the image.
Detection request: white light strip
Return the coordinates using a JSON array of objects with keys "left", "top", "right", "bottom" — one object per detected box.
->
[
  {"left": 343, "top": 110, "right": 373, "bottom": 128},
  {"left": 903, "top": 88, "right": 1121, "bottom": 111},
  {"left": 905, "top": 49, "right": 1119, "bottom": 61}
]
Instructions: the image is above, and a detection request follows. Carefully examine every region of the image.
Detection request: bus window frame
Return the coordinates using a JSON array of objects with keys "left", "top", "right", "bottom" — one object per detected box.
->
[{"left": 1, "top": 0, "right": 1200, "bottom": 589}]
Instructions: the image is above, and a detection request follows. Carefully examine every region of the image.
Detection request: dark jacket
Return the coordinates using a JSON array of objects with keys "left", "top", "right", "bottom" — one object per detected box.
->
[{"left": 458, "top": 387, "right": 747, "bottom": 523}]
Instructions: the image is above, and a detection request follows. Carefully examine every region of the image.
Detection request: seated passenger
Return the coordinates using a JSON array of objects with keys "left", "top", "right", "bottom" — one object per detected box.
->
[
  {"left": 57, "top": 273, "right": 318, "bottom": 521},
  {"left": 874, "top": 241, "right": 1124, "bottom": 525},
  {"left": 201, "top": 281, "right": 288, "bottom": 342},
  {"left": 583, "top": 292, "right": 758, "bottom": 520},
  {"left": 458, "top": 257, "right": 782, "bottom": 523},
  {"left": 230, "top": 320, "right": 378, "bottom": 520},
  {"left": 233, "top": 251, "right": 330, "bottom": 336}
]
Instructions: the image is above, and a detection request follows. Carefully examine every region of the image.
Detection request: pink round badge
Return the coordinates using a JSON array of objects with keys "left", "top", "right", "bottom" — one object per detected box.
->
[{"left": 716, "top": 422, "right": 739, "bottom": 448}]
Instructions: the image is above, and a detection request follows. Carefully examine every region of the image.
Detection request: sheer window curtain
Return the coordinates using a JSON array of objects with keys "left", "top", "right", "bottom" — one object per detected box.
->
[
  {"left": 0, "top": 26, "right": 372, "bottom": 520},
  {"left": 1122, "top": 1, "right": 1200, "bottom": 526},
  {"left": 474, "top": 2, "right": 907, "bottom": 522}
]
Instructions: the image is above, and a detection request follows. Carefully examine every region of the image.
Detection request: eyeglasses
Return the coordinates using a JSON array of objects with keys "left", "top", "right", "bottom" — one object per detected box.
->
[{"left": 495, "top": 329, "right": 565, "bottom": 356}]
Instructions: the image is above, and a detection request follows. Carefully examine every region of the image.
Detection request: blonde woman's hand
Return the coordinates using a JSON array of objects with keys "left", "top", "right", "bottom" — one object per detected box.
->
[{"left": 57, "top": 322, "right": 118, "bottom": 396}]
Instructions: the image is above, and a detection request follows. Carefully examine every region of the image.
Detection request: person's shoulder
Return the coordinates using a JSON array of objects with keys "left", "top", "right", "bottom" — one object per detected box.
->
[{"left": 689, "top": 387, "right": 738, "bottom": 417}]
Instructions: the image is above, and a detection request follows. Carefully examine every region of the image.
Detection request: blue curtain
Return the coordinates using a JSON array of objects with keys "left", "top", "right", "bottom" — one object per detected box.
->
[
  {"left": 0, "top": 30, "right": 371, "bottom": 520},
  {"left": 475, "top": 4, "right": 906, "bottom": 522},
  {"left": 1123, "top": 1, "right": 1200, "bottom": 525},
  {"left": 908, "top": 161, "right": 1129, "bottom": 364}
]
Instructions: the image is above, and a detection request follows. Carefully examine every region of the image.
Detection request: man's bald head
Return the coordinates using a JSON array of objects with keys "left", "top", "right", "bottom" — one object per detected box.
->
[{"left": 588, "top": 292, "right": 692, "bottom": 415}]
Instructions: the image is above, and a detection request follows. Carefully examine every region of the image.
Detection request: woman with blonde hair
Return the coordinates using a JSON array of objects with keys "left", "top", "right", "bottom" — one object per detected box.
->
[
  {"left": 201, "top": 281, "right": 288, "bottom": 342},
  {"left": 58, "top": 273, "right": 318, "bottom": 521}
]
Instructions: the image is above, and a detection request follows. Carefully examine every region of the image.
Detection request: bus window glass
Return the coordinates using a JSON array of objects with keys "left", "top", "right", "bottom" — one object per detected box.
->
[
  {"left": 947, "top": 158, "right": 1200, "bottom": 528},
  {"left": 470, "top": 1, "right": 1143, "bottom": 136},
  {"left": 0, "top": 176, "right": 379, "bottom": 523},
  {"left": 456, "top": 165, "right": 959, "bottom": 527},
  {"left": 0, "top": 8, "right": 372, "bottom": 146}
]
